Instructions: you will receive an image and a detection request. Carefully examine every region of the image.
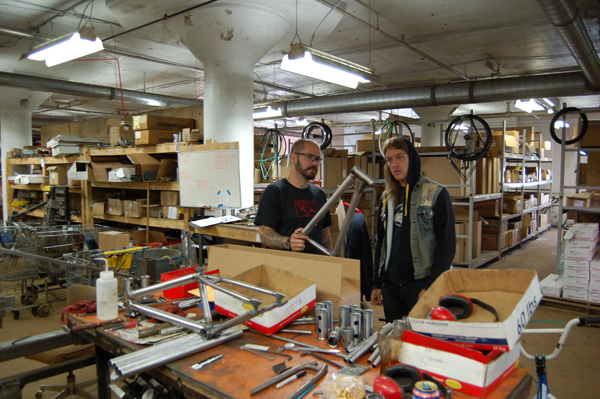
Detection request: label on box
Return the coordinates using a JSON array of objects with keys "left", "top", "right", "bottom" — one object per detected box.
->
[
  {"left": 568, "top": 223, "right": 600, "bottom": 240},
  {"left": 135, "top": 131, "right": 141, "bottom": 139},
  {"left": 591, "top": 271, "right": 600, "bottom": 283},
  {"left": 591, "top": 254, "right": 600, "bottom": 272},
  {"left": 562, "top": 288, "right": 588, "bottom": 301},
  {"left": 564, "top": 259, "right": 590, "bottom": 271},
  {"left": 540, "top": 274, "right": 562, "bottom": 298},
  {"left": 562, "top": 278, "right": 588, "bottom": 291},
  {"left": 563, "top": 269, "right": 590, "bottom": 281}
]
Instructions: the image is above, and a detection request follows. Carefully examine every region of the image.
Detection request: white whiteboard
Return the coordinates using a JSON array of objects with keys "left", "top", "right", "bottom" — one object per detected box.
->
[{"left": 178, "top": 149, "right": 242, "bottom": 208}]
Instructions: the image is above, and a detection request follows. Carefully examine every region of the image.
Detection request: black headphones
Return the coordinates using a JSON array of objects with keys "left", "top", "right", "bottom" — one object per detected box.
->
[{"left": 383, "top": 365, "right": 447, "bottom": 396}]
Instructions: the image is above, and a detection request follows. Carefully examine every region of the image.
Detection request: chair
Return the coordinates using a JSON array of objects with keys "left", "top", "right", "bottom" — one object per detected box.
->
[{"left": 26, "top": 284, "right": 97, "bottom": 399}]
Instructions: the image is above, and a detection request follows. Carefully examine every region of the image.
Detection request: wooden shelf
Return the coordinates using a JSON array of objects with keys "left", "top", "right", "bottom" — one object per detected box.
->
[
  {"left": 87, "top": 142, "right": 238, "bottom": 156},
  {"left": 7, "top": 156, "right": 84, "bottom": 165},
  {"left": 9, "top": 184, "right": 45, "bottom": 191},
  {"left": 91, "top": 181, "right": 179, "bottom": 191},
  {"left": 93, "top": 215, "right": 186, "bottom": 229}
]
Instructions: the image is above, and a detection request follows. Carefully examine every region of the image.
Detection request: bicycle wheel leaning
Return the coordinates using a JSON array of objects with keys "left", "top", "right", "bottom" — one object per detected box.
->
[
  {"left": 378, "top": 120, "right": 415, "bottom": 156},
  {"left": 549, "top": 107, "right": 588, "bottom": 145},
  {"left": 444, "top": 115, "right": 492, "bottom": 162},
  {"left": 302, "top": 122, "right": 332, "bottom": 150}
]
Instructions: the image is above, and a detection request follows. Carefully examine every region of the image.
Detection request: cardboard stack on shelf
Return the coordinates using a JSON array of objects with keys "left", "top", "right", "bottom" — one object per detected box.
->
[
  {"left": 132, "top": 115, "right": 196, "bottom": 145},
  {"left": 46, "top": 134, "right": 105, "bottom": 156},
  {"left": 562, "top": 223, "right": 599, "bottom": 302}
]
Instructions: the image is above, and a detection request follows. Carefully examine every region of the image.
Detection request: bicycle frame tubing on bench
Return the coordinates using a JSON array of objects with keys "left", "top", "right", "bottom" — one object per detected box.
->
[{"left": 301, "top": 166, "right": 375, "bottom": 257}]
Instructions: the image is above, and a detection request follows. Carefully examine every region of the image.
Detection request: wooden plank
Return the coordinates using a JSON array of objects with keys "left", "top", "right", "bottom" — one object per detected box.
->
[
  {"left": 88, "top": 142, "right": 238, "bottom": 156},
  {"left": 10, "top": 184, "right": 45, "bottom": 191},
  {"left": 193, "top": 224, "right": 261, "bottom": 243},
  {"left": 91, "top": 181, "right": 179, "bottom": 191},
  {"left": 94, "top": 214, "right": 185, "bottom": 229}
]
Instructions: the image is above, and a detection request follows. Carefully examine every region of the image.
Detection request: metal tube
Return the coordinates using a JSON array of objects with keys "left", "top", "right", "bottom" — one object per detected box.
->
[
  {"left": 288, "top": 363, "right": 328, "bottom": 399},
  {"left": 317, "top": 308, "right": 329, "bottom": 341},
  {"left": 250, "top": 361, "right": 319, "bottom": 396},
  {"left": 346, "top": 332, "right": 379, "bottom": 364},
  {"left": 196, "top": 279, "right": 213, "bottom": 325},
  {"left": 128, "top": 273, "right": 197, "bottom": 299},
  {"left": 372, "top": 354, "right": 381, "bottom": 368},
  {"left": 332, "top": 180, "right": 367, "bottom": 256},
  {"left": 110, "top": 328, "right": 242, "bottom": 380},
  {"left": 328, "top": 326, "right": 341, "bottom": 348},
  {"left": 362, "top": 309, "right": 374, "bottom": 340},
  {"left": 367, "top": 346, "right": 380, "bottom": 364},
  {"left": 128, "top": 303, "right": 206, "bottom": 336},
  {"left": 341, "top": 327, "right": 354, "bottom": 352},
  {"left": 206, "top": 301, "right": 280, "bottom": 338},
  {"left": 350, "top": 311, "right": 362, "bottom": 345},
  {"left": 339, "top": 306, "right": 350, "bottom": 329},
  {"left": 324, "top": 301, "right": 334, "bottom": 332}
]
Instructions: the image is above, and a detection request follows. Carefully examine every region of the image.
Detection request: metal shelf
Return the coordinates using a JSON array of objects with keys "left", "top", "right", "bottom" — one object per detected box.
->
[{"left": 563, "top": 206, "right": 600, "bottom": 214}]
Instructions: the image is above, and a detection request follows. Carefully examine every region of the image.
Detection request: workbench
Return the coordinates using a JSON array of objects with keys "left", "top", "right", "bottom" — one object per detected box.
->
[
  {"left": 193, "top": 223, "right": 261, "bottom": 265},
  {"left": 67, "top": 304, "right": 532, "bottom": 399}
]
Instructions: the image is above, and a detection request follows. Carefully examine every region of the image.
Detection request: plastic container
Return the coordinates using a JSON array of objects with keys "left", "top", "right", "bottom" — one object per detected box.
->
[
  {"left": 378, "top": 319, "right": 406, "bottom": 374},
  {"left": 160, "top": 268, "right": 219, "bottom": 300},
  {"left": 96, "top": 270, "right": 118, "bottom": 320}
]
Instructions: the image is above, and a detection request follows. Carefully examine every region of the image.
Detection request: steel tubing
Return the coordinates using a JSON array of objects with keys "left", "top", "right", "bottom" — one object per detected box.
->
[
  {"left": 110, "top": 328, "right": 242, "bottom": 380},
  {"left": 127, "top": 273, "right": 197, "bottom": 299},
  {"left": 367, "top": 346, "right": 380, "bottom": 364},
  {"left": 128, "top": 303, "right": 206, "bottom": 335},
  {"left": 345, "top": 332, "right": 379, "bottom": 364}
]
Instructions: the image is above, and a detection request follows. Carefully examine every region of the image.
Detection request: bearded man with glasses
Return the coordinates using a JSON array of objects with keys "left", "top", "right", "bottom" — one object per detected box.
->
[{"left": 255, "top": 139, "right": 332, "bottom": 254}]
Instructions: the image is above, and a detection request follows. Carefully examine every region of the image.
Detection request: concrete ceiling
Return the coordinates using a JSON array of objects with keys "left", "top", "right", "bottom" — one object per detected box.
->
[{"left": 1, "top": 0, "right": 600, "bottom": 130}]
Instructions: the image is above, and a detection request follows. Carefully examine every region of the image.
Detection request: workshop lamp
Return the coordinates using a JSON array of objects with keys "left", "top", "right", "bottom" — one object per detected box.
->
[
  {"left": 21, "top": 27, "right": 104, "bottom": 67},
  {"left": 281, "top": 43, "right": 379, "bottom": 89},
  {"left": 514, "top": 99, "right": 545, "bottom": 113}
]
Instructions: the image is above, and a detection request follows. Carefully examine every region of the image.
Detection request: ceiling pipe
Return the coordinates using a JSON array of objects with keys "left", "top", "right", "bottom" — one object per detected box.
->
[
  {"left": 0, "top": 71, "right": 201, "bottom": 108},
  {"left": 537, "top": 0, "right": 600, "bottom": 91},
  {"left": 280, "top": 72, "right": 594, "bottom": 117}
]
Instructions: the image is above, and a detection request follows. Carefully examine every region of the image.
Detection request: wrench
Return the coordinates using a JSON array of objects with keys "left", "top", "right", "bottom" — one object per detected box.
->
[{"left": 240, "top": 346, "right": 274, "bottom": 360}]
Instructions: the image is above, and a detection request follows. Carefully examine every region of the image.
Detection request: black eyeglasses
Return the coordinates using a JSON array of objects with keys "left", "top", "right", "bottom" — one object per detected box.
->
[{"left": 295, "top": 153, "right": 323, "bottom": 163}]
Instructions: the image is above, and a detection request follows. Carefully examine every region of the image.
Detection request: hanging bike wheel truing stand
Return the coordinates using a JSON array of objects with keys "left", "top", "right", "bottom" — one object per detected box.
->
[
  {"left": 378, "top": 120, "right": 415, "bottom": 156},
  {"left": 444, "top": 114, "right": 492, "bottom": 181},
  {"left": 259, "top": 128, "right": 287, "bottom": 181}
]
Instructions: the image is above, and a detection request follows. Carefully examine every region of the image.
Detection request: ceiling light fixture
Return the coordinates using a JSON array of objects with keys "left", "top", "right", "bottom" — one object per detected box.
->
[
  {"left": 281, "top": 43, "right": 380, "bottom": 89},
  {"left": 253, "top": 105, "right": 282, "bottom": 120},
  {"left": 542, "top": 98, "right": 555, "bottom": 107},
  {"left": 554, "top": 120, "right": 571, "bottom": 129},
  {"left": 580, "top": 150, "right": 588, "bottom": 156},
  {"left": 21, "top": 27, "right": 104, "bottom": 67},
  {"left": 514, "top": 99, "right": 545, "bottom": 113}
]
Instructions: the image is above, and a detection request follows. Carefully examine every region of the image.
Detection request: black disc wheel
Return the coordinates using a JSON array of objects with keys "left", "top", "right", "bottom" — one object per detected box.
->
[
  {"left": 302, "top": 122, "right": 332, "bottom": 150},
  {"left": 445, "top": 115, "right": 492, "bottom": 161},
  {"left": 549, "top": 107, "right": 588, "bottom": 145},
  {"left": 378, "top": 120, "right": 415, "bottom": 156}
]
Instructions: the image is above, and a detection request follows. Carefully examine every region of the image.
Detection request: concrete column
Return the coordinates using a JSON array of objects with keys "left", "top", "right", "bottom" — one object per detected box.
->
[
  {"left": 414, "top": 106, "right": 456, "bottom": 147},
  {"left": 0, "top": 88, "right": 51, "bottom": 222},
  {"left": 165, "top": 3, "right": 291, "bottom": 208}
]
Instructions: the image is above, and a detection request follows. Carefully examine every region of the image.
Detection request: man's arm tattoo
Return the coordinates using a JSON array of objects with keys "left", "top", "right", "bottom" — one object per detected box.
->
[
  {"left": 322, "top": 227, "right": 332, "bottom": 252},
  {"left": 259, "top": 226, "right": 290, "bottom": 250}
]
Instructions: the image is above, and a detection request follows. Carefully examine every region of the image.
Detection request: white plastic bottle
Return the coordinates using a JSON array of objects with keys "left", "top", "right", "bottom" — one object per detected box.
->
[{"left": 96, "top": 268, "right": 118, "bottom": 320}]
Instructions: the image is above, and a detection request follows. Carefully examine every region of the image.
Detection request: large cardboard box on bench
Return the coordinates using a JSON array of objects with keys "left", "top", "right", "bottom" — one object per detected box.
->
[
  {"left": 408, "top": 269, "right": 541, "bottom": 352},
  {"left": 214, "top": 265, "right": 316, "bottom": 334},
  {"left": 207, "top": 244, "right": 361, "bottom": 312},
  {"left": 127, "top": 154, "right": 177, "bottom": 182},
  {"left": 400, "top": 330, "right": 521, "bottom": 398}
]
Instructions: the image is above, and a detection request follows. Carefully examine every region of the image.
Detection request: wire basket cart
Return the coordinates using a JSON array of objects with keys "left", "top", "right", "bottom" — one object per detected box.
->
[{"left": 64, "top": 246, "right": 148, "bottom": 288}]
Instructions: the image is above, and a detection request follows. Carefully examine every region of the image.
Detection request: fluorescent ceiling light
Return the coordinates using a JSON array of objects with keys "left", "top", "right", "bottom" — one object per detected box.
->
[
  {"left": 21, "top": 27, "right": 104, "bottom": 67},
  {"left": 514, "top": 99, "right": 545, "bottom": 113},
  {"left": 296, "top": 117, "right": 309, "bottom": 127},
  {"left": 542, "top": 98, "right": 555, "bottom": 107},
  {"left": 554, "top": 120, "right": 570, "bottom": 129},
  {"left": 253, "top": 105, "right": 282, "bottom": 119},
  {"left": 281, "top": 43, "right": 379, "bottom": 89},
  {"left": 580, "top": 150, "right": 588, "bottom": 156}
]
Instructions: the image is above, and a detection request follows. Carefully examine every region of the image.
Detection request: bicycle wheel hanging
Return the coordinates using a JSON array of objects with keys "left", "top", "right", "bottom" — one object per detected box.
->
[
  {"left": 549, "top": 107, "right": 588, "bottom": 145},
  {"left": 444, "top": 114, "right": 492, "bottom": 181},
  {"left": 302, "top": 122, "right": 332, "bottom": 150},
  {"left": 378, "top": 120, "right": 415, "bottom": 156},
  {"left": 259, "top": 128, "right": 287, "bottom": 181},
  {"left": 444, "top": 114, "right": 492, "bottom": 162}
]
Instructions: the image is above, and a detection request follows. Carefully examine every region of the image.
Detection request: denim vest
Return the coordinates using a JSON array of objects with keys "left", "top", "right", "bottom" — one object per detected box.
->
[{"left": 378, "top": 176, "right": 443, "bottom": 280}]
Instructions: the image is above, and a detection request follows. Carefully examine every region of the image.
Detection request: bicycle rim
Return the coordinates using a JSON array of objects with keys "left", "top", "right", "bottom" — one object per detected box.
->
[
  {"left": 302, "top": 122, "right": 332, "bottom": 150},
  {"left": 549, "top": 107, "right": 588, "bottom": 145},
  {"left": 378, "top": 121, "right": 415, "bottom": 156},
  {"left": 445, "top": 115, "right": 492, "bottom": 161}
]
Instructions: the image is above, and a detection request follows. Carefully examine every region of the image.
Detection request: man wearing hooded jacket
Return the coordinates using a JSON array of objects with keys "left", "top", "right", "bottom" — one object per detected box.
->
[{"left": 371, "top": 137, "right": 456, "bottom": 322}]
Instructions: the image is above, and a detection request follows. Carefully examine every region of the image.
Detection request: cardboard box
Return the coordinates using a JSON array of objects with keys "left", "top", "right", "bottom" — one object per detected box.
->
[
  {"left": 92, "top": 201, "right": 106, "bottom": 218},
  {"left": 146, "top": 205, "right": 164, "bottom": 219},
  {"left": 540, "top": 274, "right": 562, "bottom": 298},
  {"left": 108, "top": 167, "right": 135, "bottom": 182},
  {"left": 565, "top": 192, "right": 593, "bottom": 208},
  {"left": 408, "top": 269, "right": 541, "bottom": 352},
  {"left": 503, "top": 195, "right": 523, "bottom": 214},
  {"left": 562, "top": 269, "right": 590, "bottom": 281},
  {"left": 98, "top": 231, "right": 130, "bottom": 250},
  {"left": 90, "top": 160, "right": 131, "bottom": 181},
  {"left": 592, "top": 270, "right": 600, "bottom": 282},
  {"left": 182, "top": 128, "right": 202, "bottom": 142},
  {"left": 400, "top": 330, "right": 521, "bottom": 398},
  {"left": 132, "top": 229, "right": 168, "bottom": 245},
  {"left": 564, "top": 259, "right": 590, "bottom": 271},
  {"left": 454, "top": 212, "right": 482, "bottom": 259},
  {"left": 454, "top": 223, "right": 467, "bottom": 263},
  {"left": 476, "top": 200, "right": 500, "bottom": 218},
  {"left": 127, "top": 154, "right": 177, "bottom": 182},
  {"left": 589, "top": 280, "right": 600, "bottom": 293},
  {"left": 166, "top": 206, "right": 181, "bottom": 220},
  {"left": 581, "top": 121, "right": 600, "bottom": 148},
  {"left": 214, "top": 265, "right": 316, "bottom": 334},
  {"left": 207, "top": 244, "right": 361, "bottom": 313},
  {"left": 67, "top": 162, "right": 94, "bottom": 181},
  {"left": 589, "top": 292, "right": 600, "bottom": 304},
  {"left": 161, "top": 191, "right": 179, "bottom": 206},
  {"left": 107, "top": 198, "right": 124, "bottom": 216},
  {"left": 323, "top": 157, "right": 344, "bottom": 189},
  {"left": 133, "top": 114, "right": 195, "bottom": 131},
  {"left": 356, "top": 138, "right": 377, "bottom": 152},
  {"left": 135, "top": 130, "right": 176, "bottom": 145},
  {"left": 108, "top": 125, "right": 135, "bottom": 145},
  {"left": 123, "top": 199, "right": 147, "bottom": 218},
  {"left": 562, "top": 288, "right": 588, "bottom": 301},
  {"left": 421, "top": 157, "right": 470, "bottom": 196},
  {"left": 47, "top": 165, "right": 67, "bottom": 185},
  {"left": 562, "top": 278, "right": 588, "bottom": 291},
  {"left": 568, "top": 223, "right": 599, "bottom": 240},
  {"left": 564, "top": 239, "right": 597, "bottom": 261}
]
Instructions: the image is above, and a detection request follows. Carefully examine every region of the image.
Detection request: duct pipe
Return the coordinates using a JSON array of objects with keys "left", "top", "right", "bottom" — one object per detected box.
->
[
  {"left": 0, "top": 72, "right": 201, "bottom": 108},
  {"left": 281, "top": 72, "right": 593, "bottom": 117},
  {"left": 537, "top": 0, "right": 600, "bottom": 91}
]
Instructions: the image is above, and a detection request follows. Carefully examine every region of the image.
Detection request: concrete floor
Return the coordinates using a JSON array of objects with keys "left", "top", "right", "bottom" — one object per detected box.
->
[{"left": 1, "top": 226, "right": 599, "bottom": 399}]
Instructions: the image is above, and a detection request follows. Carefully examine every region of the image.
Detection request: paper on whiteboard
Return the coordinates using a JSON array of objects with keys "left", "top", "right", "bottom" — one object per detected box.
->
[{"left": 188, "top": 215, "right": 242, "bottom": 228}]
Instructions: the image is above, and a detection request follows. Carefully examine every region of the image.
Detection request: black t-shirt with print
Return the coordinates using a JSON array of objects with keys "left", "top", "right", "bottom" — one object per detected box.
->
[{"left": 255, "top": 179, "right": 332, "bottom": 254}]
